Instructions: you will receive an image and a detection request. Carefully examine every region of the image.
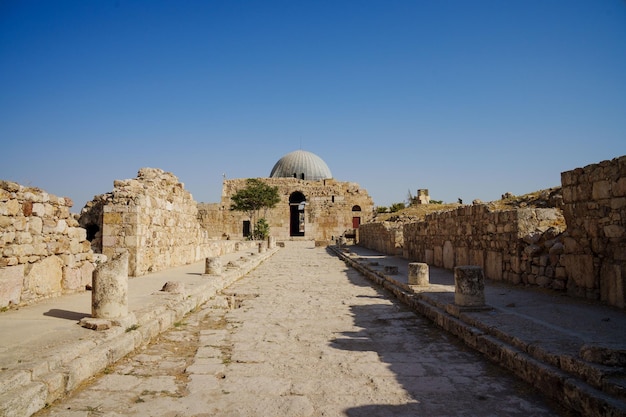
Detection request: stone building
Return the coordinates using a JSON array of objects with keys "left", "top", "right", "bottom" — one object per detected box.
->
[{"left": 198, "top": 150, "right": 374, "bottom": 243}]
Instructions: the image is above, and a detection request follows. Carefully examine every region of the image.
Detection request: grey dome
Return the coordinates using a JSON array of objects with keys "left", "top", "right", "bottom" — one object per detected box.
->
[{"left": 269, "top": 150, "right": 332, "bottom": 181}]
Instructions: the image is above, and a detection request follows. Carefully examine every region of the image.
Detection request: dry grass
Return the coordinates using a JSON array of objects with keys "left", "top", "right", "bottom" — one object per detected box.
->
[{"left": 372, "top": 187, "right": 562, "bottom": 223}]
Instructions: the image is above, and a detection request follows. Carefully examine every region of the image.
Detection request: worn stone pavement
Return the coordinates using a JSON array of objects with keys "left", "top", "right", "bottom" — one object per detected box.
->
[{"left": 34, "top": 241, "right": 569, "bottom": 417}]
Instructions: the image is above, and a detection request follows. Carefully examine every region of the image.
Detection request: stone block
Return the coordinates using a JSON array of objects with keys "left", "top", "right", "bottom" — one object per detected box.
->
[
  {"left": 408, "top": 262, "right": 429, "bottom": 286},
  {"left": 442, "top": 241, "right": 454, "bottom": 269},
  {"left": 384, "top": 265, "right": 398, "bottom": 275},
  {"left": 454, "top": 266, "right": 485, "bottom": 307},
  {"left": 562, "top": 254, "right": 594, "bottom": 289},
  {"left": 485, "top": 251, "right": 503, "bottom": 281},
  {"left": 0, "top": 264, "right": 23, "bottom": 307},
  {"left": 62, "top": 266, "right": 82, "bottom": 291},
  {"left": 600, "top": 262, "right": 624, "bottom": 308},
  {"left": 615, "top": 177, "right": 626, "bottom": 197},
  {"left": 592, "top": 180, "right": 611, "bottom": 199},
  {"left": 25, "top": 256, "right": 63, "bottom": 296}
]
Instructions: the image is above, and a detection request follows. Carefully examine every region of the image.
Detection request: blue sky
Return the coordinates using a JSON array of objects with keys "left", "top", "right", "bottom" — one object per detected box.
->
[{"left": 1, "top": 1, "right": 625, "bottom": 211}]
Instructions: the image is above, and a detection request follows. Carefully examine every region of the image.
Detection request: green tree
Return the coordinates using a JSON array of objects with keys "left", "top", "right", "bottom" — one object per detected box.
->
[
  {"left": 253, "top": 218, "right": 270, "bottom": 240},
  {"left": 389, "top": 202, "right": 406, "bottom": 213},
  {"left": 230, "top": 178, "right": 280, "bottom": 238}
]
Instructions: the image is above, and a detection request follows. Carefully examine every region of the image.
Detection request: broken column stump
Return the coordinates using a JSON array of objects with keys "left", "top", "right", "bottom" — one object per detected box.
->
[
  {"left": 204, "top": 257, "right": 222, "bottom": 275},
  {"left": 408, "top": 262, "right": 429, "bottom": 286},
  {"left": 267, "top": 236, "right": 276, "bottom": 249},
  {"left": 258, "top": 241, "right": 266, "bottom": 253},
  {"left": 92, "top": 251, "right": 129, "bottom": 319},
  {"left": 454, "top": 265, "right": 486, "bottom": 307}
]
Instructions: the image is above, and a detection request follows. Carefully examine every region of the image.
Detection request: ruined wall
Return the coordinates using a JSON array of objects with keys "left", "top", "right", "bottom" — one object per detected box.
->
[
  {"left": 197, "top": 202, "right": 226, "bottom": 239},
  {"left": 561, "top": 155, "right": 626, "bottom": 307},
  {"left": 0, "top": 181, "right": 94, "bottom": 308},
  {"left": 357, "top": 222, "right": 403, "bottom": 256},
  {"left": 90, "top": 168, "right": 210, "bottom": 276},
  {"left": 401, "top": 205, "right": 566, "bottom": 288},
  {"left": 207, "top": 177, "right": 374, "bottom": 242},
  {"left": 81, "top": 168, "right": 260, "bottom": 277}
]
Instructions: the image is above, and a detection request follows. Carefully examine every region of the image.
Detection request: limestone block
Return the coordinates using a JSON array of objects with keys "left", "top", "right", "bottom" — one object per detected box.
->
[
  {"left": 615, "top": 177, "right": 626, "bottom": 197},
  {"left": 562, "top": 254, "right": 595, "bottom": 289},
  {"left": 28, "top": 216, "right": 43, "bottom": 234},
  {"left": 592, "top": 180, "right": 611, "bottom": 200},
  {"left": 68, "top": 226, "right": 86, "bottom": 240},
  {"left": 25, "top": 256, "right": 63, "bottom": 296},
  {"left": 0, "top": 264, "right": 23, "bottom": 307},
  {"left": 485, "top": 251, "right": 503, "bottom": 281},
  {"left": 62, "top": 266, "right": 82, "bottom": 291},
  {"left": 604, "top": 225, "right": 624, "bottom": 239},
  {"left": 442, "top": 241, "right": 454, "bottom": 269},
  {"left": 92, "top": 251, "right": 129, "bottom": 319},
  {"left": 31, "top": 202, "right": 45, "bottom": 217},
  {"left": 408, "top": 263, "right": 429, "bottom": 286},
  {"left": 454, "top": 266, "right": 485, "bottom": 307},
  {"left": 5, "top": 199, "right": 21, "bottom": 216},
  {"left": 600, "top": 262, "right": 624, "bottom": 308}
]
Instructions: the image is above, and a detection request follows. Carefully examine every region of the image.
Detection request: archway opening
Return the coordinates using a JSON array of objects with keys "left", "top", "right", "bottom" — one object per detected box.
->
[
  {"left": 352, "top": 205, "right": 362, "bottom": 229},
  {"left": 289, "top": 191, "right": 306, "bottom": 237}
]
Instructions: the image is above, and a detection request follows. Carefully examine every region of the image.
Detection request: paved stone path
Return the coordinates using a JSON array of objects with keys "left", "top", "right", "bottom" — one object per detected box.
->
[{"left": 36, "top": 242, "right": 569, "bottom": 417}]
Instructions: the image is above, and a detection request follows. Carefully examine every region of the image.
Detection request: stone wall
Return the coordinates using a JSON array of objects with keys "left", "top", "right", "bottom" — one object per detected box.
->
[
  {"left": 359, "top": 155, "right": 626, "bottom": 308},
  {"left": 399, "top": 205, "right": 566, "bottom": 288},
  {"left": 0, "top": 181, "right": 94, "bottom": 308},
  {"left": 357, "top": 222, "right": 403, "bottom": 256},
  {"left": 561, "top": 155, "right": 626, "bottom": 307},
  {"left": 83, "top": 168, "right": 256, "bottom": 277}
]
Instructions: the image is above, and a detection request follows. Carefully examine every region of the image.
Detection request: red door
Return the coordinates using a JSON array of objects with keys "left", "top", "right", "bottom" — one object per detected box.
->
[{"left": 352, "top": 217, "right": 361, "bottom": 229}]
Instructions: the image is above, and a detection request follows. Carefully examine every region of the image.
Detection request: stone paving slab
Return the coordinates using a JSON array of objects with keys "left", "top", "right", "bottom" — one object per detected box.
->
[
  {"left": 35, "top": 241, "right": 567, "bottom": 417},
  {"left": 3, "top": 241, "right": 626, "bottom": 416},
  {"left": 332, "top": 244, "right": 626, "bottom": 417},
  {"left": 0, "top": 246, "right": 278, "bottom": 417}
]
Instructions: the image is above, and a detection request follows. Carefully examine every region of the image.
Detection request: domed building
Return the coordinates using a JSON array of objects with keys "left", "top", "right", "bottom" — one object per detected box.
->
[
  {"left": 199, "top": 150, "right": 374, "bottom": 243},
  {"left": 269, "top": 149, "right": 333, "bottom": 181}
]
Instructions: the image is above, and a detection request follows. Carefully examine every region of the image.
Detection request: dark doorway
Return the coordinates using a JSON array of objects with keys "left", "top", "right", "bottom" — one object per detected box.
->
[
  {"left": 242, "top": 220, "right": 251, "bottom": 238},
  {"left": 85, "top": 224, "right": 99, "bottom": 241},
  {"left": 289, "top": 191, "right": 306, "bottom": 237}
]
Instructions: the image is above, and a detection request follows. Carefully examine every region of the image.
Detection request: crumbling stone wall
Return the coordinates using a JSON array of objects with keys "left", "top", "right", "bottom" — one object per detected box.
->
[
  {"left": 89, "top": 168, "right": 208, "bottom": 276},
  {"left": 398, "top": 205, "right": 566, "bottom": 288},
  {"left": 82, "top": 168, "right": 258, "bottom": 277},
  {"left": 357, "top": 222, "right": 403, "bottom": 256},
  {"left": 561, "top": 155, "right": 626, "bottom": 307},
  {"left": 0, "top": 181, "right": 94, "bottom": 308}
]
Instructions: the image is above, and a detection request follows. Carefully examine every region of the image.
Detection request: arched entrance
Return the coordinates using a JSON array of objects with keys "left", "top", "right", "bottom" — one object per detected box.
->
[
  {"left": 289, "top": 191, "right": 306, "bottom": 236},
  {"left": 352, "top": 205, "right": 362, "bottom": 229}
]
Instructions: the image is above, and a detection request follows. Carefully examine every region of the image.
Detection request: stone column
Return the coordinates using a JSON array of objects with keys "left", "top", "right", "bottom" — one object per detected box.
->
[
  {"left": 267, "top": 236, "right": 276, "bottom": 249},
  {"left": 454, "top": 266, "right": 485, "bottom": 307},
  {"left": 258, "top": 241, "right": 266, "bottom": 253},
  {"left": 92, "top": 251, "right": 129, "bottom": 319},
  {"left": 408, "top": 263, "right": 429, "bottom": 286},
  {"left": 204, "top": 257, "right": 222, "bottom": 275}
]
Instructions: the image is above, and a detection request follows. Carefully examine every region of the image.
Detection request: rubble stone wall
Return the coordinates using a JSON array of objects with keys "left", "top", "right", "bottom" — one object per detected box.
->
[
  {"left": 561, "top": 155, "right": 626, "bottom": 307},
  {"left": 357, "top": 222, "right": 403, "bottom": 256},
  {"left": 0, "top": 181, "right": 94, "bottom": 308},
  {"left": 95, "top": 168, "right": 256, "bottom": 277},
  {"left": 401, "top": 205, "right": 566, "bottom": 289}
]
